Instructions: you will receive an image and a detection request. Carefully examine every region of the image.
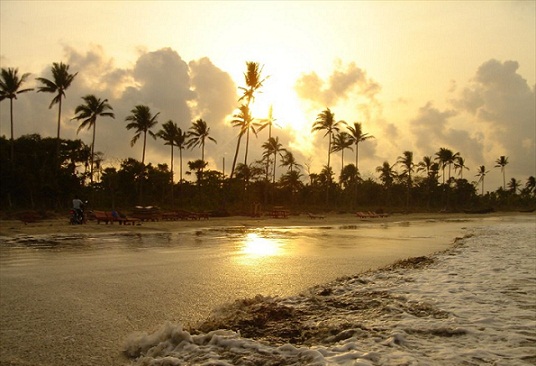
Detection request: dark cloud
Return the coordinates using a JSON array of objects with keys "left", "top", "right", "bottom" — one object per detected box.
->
[
  {"left": 409, "top": 102, "right": 484, "bottom": 169},
  {"left": 295, "top": 61, "right": 381, "bottom": 107},
  {"left": 452, "top": 59, "right": 535, "bottom": 180}
]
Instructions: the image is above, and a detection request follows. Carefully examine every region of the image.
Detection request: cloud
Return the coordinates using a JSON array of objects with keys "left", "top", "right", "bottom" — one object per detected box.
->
[
  {"left": 294, "top": 61, "right": 381, "bottom": 108},
  {"left": 452, "top": 59, "right": 535, "bottom": 180}
]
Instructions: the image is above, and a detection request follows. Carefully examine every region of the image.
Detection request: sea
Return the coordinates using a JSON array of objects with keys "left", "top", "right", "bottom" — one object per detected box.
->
[{"left": 0, "top": 215, "right": 534, "bottom": 365}]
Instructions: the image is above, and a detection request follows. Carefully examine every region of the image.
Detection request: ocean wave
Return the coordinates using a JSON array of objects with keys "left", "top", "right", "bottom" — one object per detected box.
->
[{"left": 123, "top": 224, "right": 535, "bottom": 365}]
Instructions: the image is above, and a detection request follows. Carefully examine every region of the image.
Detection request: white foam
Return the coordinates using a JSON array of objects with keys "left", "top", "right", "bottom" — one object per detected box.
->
[{"left": 125, "top": 218, "right": 536, "bottom": 365}]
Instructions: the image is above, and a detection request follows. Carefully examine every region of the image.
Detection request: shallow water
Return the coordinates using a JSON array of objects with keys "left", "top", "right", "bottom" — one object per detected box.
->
[{"left": 0, "top": 217, "right": 529, "bottom": 365}]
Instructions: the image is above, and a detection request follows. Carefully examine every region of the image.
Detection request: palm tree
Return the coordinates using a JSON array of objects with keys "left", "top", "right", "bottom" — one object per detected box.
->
[
  {"left": 187, "top": 118, "right": 217, "bottom": 163},
  {"left": 475, "top": 165, "right": 489, "bottom": 195},
  {"left": 230, "top": 104, "right": 253, "bottom": 178},
  {"left": 187, "top": 159, "right": 208, "bottom": 186},
  {"left": 157, "top": 120, "right": 180, "bottom": 179},
  {"left": 454, "top": 156, "right": 469, "bottom": 179},
  {"left": 157, "top": 120, "right": 181, "bottom": 203},
  {"left": 230, "top": 62, "right": 267, "bottom": 179},
  {"left": 262, "top": 137, "right": 287, "bottom": 183},
  {"left": 255, "top": 105, "right": 277, "bottom": 140},
  {"left": 36, "top": 62, "right": 78, "bottom": 157},
  {"left": 71, "top": 95, "right": 115, "bottom": 184},
  {"left": 495, "top": 156, "right": 509, "bottom": 190},
  {"left": 347, "top": 122, "right": 374, "bottom": 173},
  {"left": 125, "top": 105, "right": 159, "bottom": 164},
  {"left": 280, "top": 170, "right": 304, "bottom": 201},
  {"left": 525, "top": 176, "right": 536, "bottom": 196},
  {"left": 280, "top": 151, "right": 302, "bottom": 173},
  {"left": 435, "top": 147, "right": 459, "bottom": 183},
  {"left": 174, "top": 128, "right": 188, "bottom": 183},
  {"left": 507, "top": 177, "right": 520, "bottom": 194},
  {"left": 397, "top": 151, "right": 414, "bottom": 208},
  {"left": 331, "top": 131, "right": 353, "bottom": 172},
  {"left": 376, "top": 161, "right": 396, "bottom": 187},
  {"left": 0, "top": 67, "right": 34, "bottom": 161},
  {"left": 312, "top": 108, "right": 344, "bottom": 173},
  {"left": 339, "top": 164, "right": 359, "bottom": 188},
  {"left": 417, "top": 156, "right": 434, "bottom": 177},
  {"left": 238, "top": 61, "right": 268, "bottom": 106}
]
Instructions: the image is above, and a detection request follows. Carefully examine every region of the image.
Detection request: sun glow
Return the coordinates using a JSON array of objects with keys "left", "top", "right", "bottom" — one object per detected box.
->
[
  {"left": 246, "top": 69, "right": 315, "bottom": 156},
  {"left": 241, "top": 233, "right": 282, "bottom": 259}
]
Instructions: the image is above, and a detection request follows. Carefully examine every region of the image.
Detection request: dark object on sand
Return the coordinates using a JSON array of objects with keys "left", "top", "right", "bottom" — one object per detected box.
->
[{"left": 463, "top": 207, "right": 494, "bottom": 214}]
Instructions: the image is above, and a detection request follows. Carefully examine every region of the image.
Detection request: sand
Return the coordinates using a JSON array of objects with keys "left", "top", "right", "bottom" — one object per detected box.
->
[{"left": 0, "top": 211, "right": 523, "bottom": 238}]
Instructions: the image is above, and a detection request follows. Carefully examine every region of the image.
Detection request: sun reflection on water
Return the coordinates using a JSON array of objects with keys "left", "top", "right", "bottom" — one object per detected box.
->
[{"left": 240, "top": 233, "right": 283, "bottom": 261}]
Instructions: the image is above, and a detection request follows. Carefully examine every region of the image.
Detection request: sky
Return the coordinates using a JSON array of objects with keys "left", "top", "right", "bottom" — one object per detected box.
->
[{"left": 1, "top": 0, "right": 535, "bottom": 191}]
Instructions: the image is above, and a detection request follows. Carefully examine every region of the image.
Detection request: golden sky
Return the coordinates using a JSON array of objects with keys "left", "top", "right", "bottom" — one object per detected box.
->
[{"left": 1, "top": 1, "right": 535, "bottom": 189}]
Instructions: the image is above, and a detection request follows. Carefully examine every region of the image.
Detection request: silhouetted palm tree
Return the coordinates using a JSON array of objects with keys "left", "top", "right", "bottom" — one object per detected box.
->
[
  {"left": 72, "top": 95, "right": 115, "bottom": 183},
  {"left": 230, "top": 62, "right": 267, "bottom": 179},
  {"left": 397, "top": 151, "right": 414, "bottom": 208},
  {"left": 0, "top": 67, "right": 34, "bottom": 161},
  {"left": 262, "top": 137, "right": 287, "bottom": 183},
  {"left": 417, "top": 156, "right": 434, "bottom": 177},
  {"left": 525, "top": 176, "right": 536, "bottom": 196},
  {"left": 312, "top": 108, "right": 344, "bottom": 173},
  {"left": 280, "top": 170, "right": 304, "bottom": 200},
  {"left": 36, "top": 62, "right": 78, "bottom": 158},
  {"left": 280, "top": 151, "right": 302, "bottom": 173},
  {"left": 347, "top": 122, "right": 374, "bottom": 173},
  {"left": 494, "top": 155, "right": 509, "bottom": 190},
  {"left": 187, "top": 119, "right": 217, "bottom": 163},
  {"left": 454, "top": 156, "right": 469, "bottom": 179},
  {"left": 157, "top": 121, "right": 180, "bottom": 181},
  {"left": 174, "top": 128, "right": 188, "bottom": 183},
  {"left": 507, "top": 177, "right": 520, "bottom": 194},
  {"left": 476, "top": 165, "right": 489, "bottom": 195},
  {"left": 331, "top": 131, "right": 353, "bottom": 172},
  {"left": 238, "top": 61, "right": 268, "bottom": 105},
  {"left": 157, "top": 120, "right": 181, "bottom": 204},
  {"left": 125, "top": 105, "right": 159, "bottom": 164},
  {"left": 255, "top": 105, "right": 277, "bottom": 140},
  {"left": 376, "top": 161, "right": 396, "bottom": 187},
  {"left": 230, "top": 104, "right": 253, "bottom": 178},
  {"left": 187, "top": 159, "right": 208, "bottom": 185},
  {"left": 435, "top": 147, "right": 459, "bottom": 183}
]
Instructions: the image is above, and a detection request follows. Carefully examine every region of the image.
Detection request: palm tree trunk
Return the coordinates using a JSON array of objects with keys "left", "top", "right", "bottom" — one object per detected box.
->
[
  {"left": 142, "top": 131, "right": 147, "bottom": 164},
  {"left": 244, "top": 128, "right": 250, "bottom": 166},
  {"left": 230, "top": 134, "right": 243, "bottom": 179},
  {"left": 327, "top": 133, "right": 331, "bottom": 170},
  {"left": 56, "top": 97, "right": 62, "bottom": 163},
  {"left": 179, "top": 147, "right": 183, "bottom": 182},
  {"left": 90, "top": 122, "right": 96, "bottom": 184},
  {"left": 9, "top": 98, "right": 14, "bottom": 162},
  {"left": 170, "top": 144, "right": 174, "bottom": 205}
]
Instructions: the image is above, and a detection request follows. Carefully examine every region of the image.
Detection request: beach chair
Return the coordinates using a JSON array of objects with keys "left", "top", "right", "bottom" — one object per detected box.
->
[
  {"left": 308, "top": 212, "right": 325, "bottom": 219},
  {"left": 93, "top": 210, "right": 112, "bottom": 224}
]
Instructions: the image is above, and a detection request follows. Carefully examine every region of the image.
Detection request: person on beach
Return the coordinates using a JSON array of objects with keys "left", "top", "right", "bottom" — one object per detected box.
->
[{"left": 72, "top": 196, "right": 85, "bottom": 223}]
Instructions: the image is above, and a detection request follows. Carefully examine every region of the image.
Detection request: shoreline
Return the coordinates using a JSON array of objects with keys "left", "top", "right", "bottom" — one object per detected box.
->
[{"left": 0, "top": 211, "right": 531, "bottom": 238}]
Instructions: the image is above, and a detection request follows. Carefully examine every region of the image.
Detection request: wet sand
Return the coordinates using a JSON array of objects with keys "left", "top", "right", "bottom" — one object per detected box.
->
[
  {"left": 0, "top": 211, "right": 521, "bottom": 237},
  {"left": 0, "top": 212, "right": 529, "bottom": 366}
]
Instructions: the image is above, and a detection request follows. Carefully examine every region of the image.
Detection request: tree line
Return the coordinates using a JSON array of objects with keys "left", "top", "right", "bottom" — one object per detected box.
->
[{"left": 1, "top": 62, "right": 535, "bottom": 215}]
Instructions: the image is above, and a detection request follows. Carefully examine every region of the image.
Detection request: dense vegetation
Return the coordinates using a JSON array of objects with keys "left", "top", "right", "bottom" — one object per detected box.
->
[
  {"left": 1, "top": 63, "right": 535, "bottom": 217},
  {"left": 1, "top": 134, "right": 534, "bottom": 217}
]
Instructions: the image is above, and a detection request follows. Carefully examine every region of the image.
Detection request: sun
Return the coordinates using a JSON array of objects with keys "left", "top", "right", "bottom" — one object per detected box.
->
[{"left": 245, "top": 68, "right": 316, "bottom": 156}]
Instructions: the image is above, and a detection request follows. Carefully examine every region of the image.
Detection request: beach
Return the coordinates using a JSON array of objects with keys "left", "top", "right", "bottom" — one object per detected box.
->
[
  {"left": 0, "top": 212, "right": 534, "bottom": 365},
  {"left": 0, "top": 211, "right": 525, "bottom": 237}
]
